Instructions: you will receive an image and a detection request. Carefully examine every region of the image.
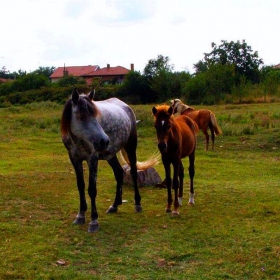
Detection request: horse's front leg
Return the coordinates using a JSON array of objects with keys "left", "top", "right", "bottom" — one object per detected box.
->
[
  {"left": 203, "top": 128, "right": 210, "bottom": 151},
  {"left": 178, "top": 161, "right": 184, "bottom": 207},
  {"left": 188, "top": 152, "right": 195, "bottom": 205},
  {"left": 172, "top": 160, "right": 181, "bottom": 215},
  {"left": 70, "top": 155, "right": 87, "bottom": 225},
  {"left": 163, "top": 160, "right": 172, "bottom": 213},
  {"left": 106, "top": 155, "right": 124, "bottom": 213},
  {"left": 210, "top": 126, "right": 215, "bottom": 151},
  {"left": 87, "top": 155, "right": 99, "bottom": 232}
]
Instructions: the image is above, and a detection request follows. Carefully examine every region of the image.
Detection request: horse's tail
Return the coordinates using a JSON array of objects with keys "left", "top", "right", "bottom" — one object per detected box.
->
[
  {"left": 184, "top": 116, "right": 199, "bottom": 135},
  {"left": 210, "top": 112, "right": 222, "bottom": 135},
  {"left": 119, "top": 149, "right": 160, "bottom": 171},
  {"left": 193, "top": 120, "right": 199, "bottom": 134}
]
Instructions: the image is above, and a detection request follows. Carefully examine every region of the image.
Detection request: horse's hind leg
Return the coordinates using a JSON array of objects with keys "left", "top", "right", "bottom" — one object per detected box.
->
[
  {"left": 178, "top": 161, "right": 184, "bottom": 206},
  {"left": 188, "top": 151, "right": 195, "bottom": 205},
  {"left": 124, "top": 141, "right": 142, "bottom": 213},
  {"left": 107, "top": 155, "right": 124, "bottom": 213}
]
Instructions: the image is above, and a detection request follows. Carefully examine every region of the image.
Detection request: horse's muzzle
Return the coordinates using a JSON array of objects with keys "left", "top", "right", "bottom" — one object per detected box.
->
[
  {"left": 158, "top": 142, "right": 167, "bottom": 152},
  {"left": 94, "top": 138, "right": 109, "bottom": 152}
]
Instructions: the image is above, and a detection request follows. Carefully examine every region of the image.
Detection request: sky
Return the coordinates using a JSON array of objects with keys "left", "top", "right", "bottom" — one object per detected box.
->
[{"left": 1, "top": 0, "right": 279, "bottom": 74}]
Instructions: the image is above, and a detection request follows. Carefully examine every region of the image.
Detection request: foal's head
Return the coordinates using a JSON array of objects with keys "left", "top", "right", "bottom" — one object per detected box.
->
[{"left": 152, "top": 105, "right": 174, "bottom": 153}]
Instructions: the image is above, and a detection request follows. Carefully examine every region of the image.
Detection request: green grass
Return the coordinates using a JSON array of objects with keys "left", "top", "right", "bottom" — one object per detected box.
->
[{"left": 0, "top": 101, "right": 279, "bottom": 279}]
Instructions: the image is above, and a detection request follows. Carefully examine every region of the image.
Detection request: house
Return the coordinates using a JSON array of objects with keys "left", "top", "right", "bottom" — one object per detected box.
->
[
  {"left": 274, "top": 63, "right": 280, "bottom": 69},
  {"left": 84, "top": 64, "right": 134, "bottom": 85},
  {"left": 49, "top": 63, "right": 134, "bottom": 85},
  {"left": 49, "top": 65, "right": 99, "bottom": 83},
  {"left": 0, "top": 78, "right": 11, "bottom": 83}
]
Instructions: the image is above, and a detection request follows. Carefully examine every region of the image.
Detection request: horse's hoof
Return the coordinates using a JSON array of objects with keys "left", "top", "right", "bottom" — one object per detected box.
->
[
  {"left": 88, "top": 220, "right": 99, "bottom": 233},
  {"left": 73, "top": 213, "right": 85, "bottom": 225},
  {"left": 106, "top": 205, "right": 118, "bottom": 213},
  {"left": 135, "top": 205, "right": 142, "bottom": 213},
  {"left": 188, "top": 201, "right": 195, "bottom": 206},
  {"left": 172, "top": 210, "right": 180, "bottom": 216},
  {"left": 178, "top": 197, "right": 183, "bottom": 206},
  {"left": 166, "top": 208, "right": 172, "bottom": 213}
]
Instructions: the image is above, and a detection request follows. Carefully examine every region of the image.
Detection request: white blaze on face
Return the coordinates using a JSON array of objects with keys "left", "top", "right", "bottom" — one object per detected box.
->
[{"left": 161, "top": 120, "right": 165, "bottom": 126}]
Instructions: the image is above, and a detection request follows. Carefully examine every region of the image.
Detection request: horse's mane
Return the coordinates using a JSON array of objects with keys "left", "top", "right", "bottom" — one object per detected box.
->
[
  {"left": 153, "top": 105, "right": 174, "bottom": 119},
  {"left": 61, "top": 95, "right": 99, "bottom": 137}
]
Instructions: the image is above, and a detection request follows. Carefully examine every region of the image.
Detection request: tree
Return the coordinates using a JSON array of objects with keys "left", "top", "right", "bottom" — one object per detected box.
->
[
  {"left": 143, "top": 55, "right": 174, "bottom": 78},
  {"left": 183, "top": 63, "right": 235, "bottom": 104},
  {"left": 0, "top": 66, "right": 10, "bottom": 79},
  {"left": 194, "top": 40, "right": 263, "bottom": 84},
  {"left": 57, "top": 75, "right": 86, "bottom": 87},
  {"left": 32, "top": 66, "right": 56, "bottom": 78},
  {"left": 143, "top": 55, "right": 177, "bottom": 102},
  {"left": 118, "top": 71, "right": 156, "bottom": 104}
]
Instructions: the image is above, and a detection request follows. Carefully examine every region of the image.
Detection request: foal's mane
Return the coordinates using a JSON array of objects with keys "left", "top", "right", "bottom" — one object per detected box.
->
[
  {"left": 61, "top": 95, "right": 100, "bottom": 137},
  {"left": 154, "top": 105, "right": 174, "bottom": 120}
]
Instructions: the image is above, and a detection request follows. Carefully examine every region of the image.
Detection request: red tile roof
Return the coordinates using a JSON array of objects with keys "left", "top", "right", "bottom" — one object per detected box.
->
[
  {"left": 0, "top": 78, "right": 11, "bottom": 83},
  {"left": 50, "top": 65, "right": 99, "bottom": 78},
  {"left": 85, "top": 66, "right": 130, "bottom": 77}
]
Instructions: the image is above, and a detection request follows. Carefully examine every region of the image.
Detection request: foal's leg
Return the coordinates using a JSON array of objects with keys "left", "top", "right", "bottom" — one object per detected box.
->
[
  {"left": 163, "top": 160, "right": 172, "bottom": 213},
  {"left": 178, "top": 161, "right": 184, "bottom": 206},
  {"left": 69, "top": 155, "right": 87, "bottom": 225},
  {"left": 188, "top": 152, "right": 195, "bottom": 205},
  {"left": 106, "top": 155, "right": 124, "bottom": 213},
  {"left": 172, "top": 160, "right": 181, "bottom": 215}
]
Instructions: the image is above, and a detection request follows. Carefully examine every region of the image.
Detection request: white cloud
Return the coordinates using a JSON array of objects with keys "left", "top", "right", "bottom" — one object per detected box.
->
[{"left": 0, "top": 0, "right": 279, "bottom": 73}]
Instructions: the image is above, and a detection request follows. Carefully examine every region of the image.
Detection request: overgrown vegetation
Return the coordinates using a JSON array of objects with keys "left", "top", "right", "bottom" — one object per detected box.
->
[
  {"left": 0, "top": 101, "right": 279, "bottom": 279},
  {"left": 1, "top": 40, "right": 280, "bottom": 106}
]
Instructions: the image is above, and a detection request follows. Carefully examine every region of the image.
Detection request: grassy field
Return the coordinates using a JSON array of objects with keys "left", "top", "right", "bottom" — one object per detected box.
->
[{"left": 0, "top": 101, "right": 279, "bottom": 280}]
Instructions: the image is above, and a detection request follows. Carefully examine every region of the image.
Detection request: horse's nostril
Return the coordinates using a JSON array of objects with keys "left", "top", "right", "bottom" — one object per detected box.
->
[
  {"left": 158, "top": 142, "right": 167, "bottom": 151},
  {"left": 100, "top": 138, "right": 109, "bottom": 148}
]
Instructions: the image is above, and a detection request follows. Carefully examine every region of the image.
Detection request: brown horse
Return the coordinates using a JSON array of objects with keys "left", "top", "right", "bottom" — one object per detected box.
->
[
  {"left": 170, "top": 99, "right": 222, "bottom": 150},
  {"left": 152, "top": 105, "right": 199, "bottom": 215}
]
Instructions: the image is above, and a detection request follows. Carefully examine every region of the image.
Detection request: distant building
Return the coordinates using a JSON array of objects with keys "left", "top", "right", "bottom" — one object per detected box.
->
[
  {"left": 49, "top": 65, "right": 99, "bottom": 83},
  {"left": 274, "top": 63, "right": 280, "bottom": 69},
  {"left": 50, "top": 63, "right": 134, "bottom": 85},
  {"left": 0, "top": 78, "right": 11, "bottom": 83}
]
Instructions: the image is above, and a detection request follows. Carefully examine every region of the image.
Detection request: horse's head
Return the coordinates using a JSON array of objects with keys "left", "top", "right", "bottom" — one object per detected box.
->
[
  {"left": 170, "top": 99, "right": 193, "bottom": 114},
  {"left": 61, "top": 88, "right": 109, "bottom": 152},
  {"left": 152, "top": 105, "right": 174, "bottom": 153}
]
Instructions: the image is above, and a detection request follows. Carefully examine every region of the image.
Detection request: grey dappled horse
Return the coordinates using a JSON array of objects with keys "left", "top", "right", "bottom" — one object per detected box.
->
[{"left": 61, "top": 88, "right": 142, "bottom": 232}]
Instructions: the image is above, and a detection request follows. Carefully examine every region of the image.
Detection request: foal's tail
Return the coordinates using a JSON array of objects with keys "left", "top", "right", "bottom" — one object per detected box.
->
[
  {"left": 119, "top": 149, "right": 160, "bottom": 170},
  {"left": 210, "top": 112, "right": 222, "bottom": 135}
]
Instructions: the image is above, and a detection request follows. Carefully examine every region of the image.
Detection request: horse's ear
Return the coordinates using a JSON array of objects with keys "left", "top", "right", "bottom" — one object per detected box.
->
[
  {"left": 72, "top": 88, "right": 79, "bottom": 104},
  {"left": 168, "top": 106, "right": 173, "bottom": 116},
  {"left": 152, "top": 107, "right": 157, "bottom": 116},
  {"left": 88, "top": 87, "right": 95, "bottom": 100}
]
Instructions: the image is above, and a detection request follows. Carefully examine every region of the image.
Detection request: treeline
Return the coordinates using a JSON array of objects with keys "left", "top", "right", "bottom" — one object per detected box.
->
[{"left": 1, "top": 40, "right": 280, "bottom": 107}]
